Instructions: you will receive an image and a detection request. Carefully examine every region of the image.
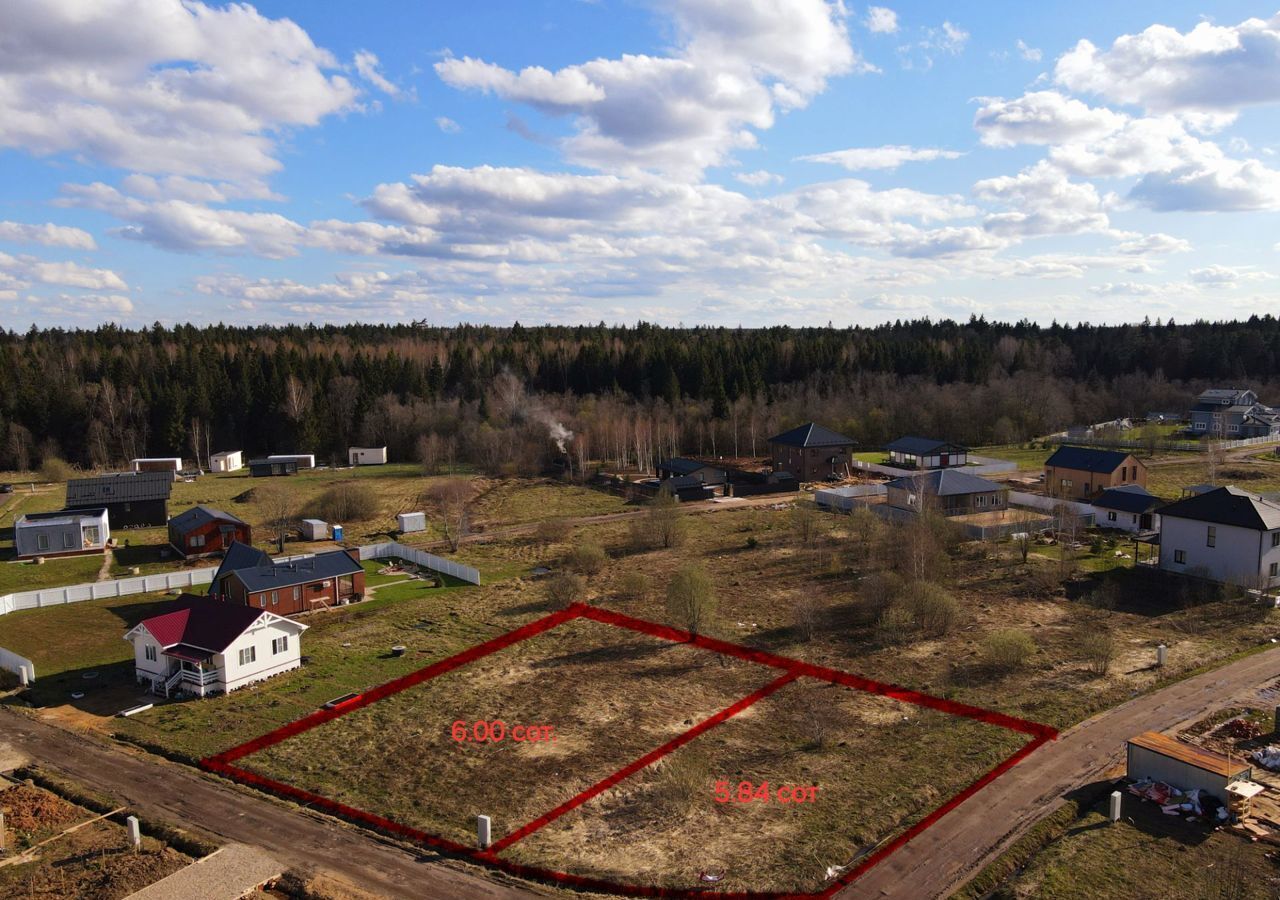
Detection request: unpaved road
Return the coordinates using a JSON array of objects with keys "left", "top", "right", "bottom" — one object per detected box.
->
[
  {"left": 0, "top": 709, "right": 540, "bottom": 900},
  {"left": 842, "top": 644, "right": 1280, "bottom": 899}
]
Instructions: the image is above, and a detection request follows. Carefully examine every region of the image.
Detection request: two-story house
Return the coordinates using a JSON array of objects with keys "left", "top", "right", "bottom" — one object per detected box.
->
[
  {"left": 1157, "top": 486, "right": 1280, "bottom": 588},
  {"left": 1189, "top": 389, "right": 1280, "bottom": 438},
  {"left": 768, "top": 422, "right": 857, "bottom": 482},
  {"left": 1043, "top": 446, "right": 1147, "bottom": 501}
]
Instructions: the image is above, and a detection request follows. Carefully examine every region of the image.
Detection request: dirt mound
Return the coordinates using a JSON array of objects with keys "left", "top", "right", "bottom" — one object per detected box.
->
[
  {"left": 0, "top": 784, "right": 81, "bottom": 835},
  {"left": 87, "top": 846, "right": 190, "bottom": 896},
  {"left": 232, "top": 488, "right": 258, "bottom": 503},
  {"left": 1219, "top": 467, "right": 1270, "bottom": 481}
]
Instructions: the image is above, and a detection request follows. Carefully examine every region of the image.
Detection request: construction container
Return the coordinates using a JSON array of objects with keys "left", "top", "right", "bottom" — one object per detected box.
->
[
  {"left": 397, "top": 512, "right": 426, "bottom": 533},
  {"left": 348, "top": 446, "right": 388, "bottom": 466},
  {"left": 1127, "top": 731, "right": 1252, "bottom": 803},
  {"left": 301, "top": 519, "right": 328, "bottom": 540},
  {"left": 331, "top": 524, "right": 344, "bottom": 541}
]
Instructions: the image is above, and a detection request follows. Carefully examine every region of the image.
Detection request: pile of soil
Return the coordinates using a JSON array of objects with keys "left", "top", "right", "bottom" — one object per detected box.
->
[
  {"left": 232, "top": 488, "right": 258, "bottom": 503},
  {"left": 0, "top": 784, "right": 81, "bottom": 836},
  {"left": 1218, "top": 467, "right": 1269, "bottom": 481}
]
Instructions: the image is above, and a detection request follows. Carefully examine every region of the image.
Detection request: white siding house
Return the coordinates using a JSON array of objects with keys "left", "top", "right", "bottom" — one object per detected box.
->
[
  {"left": 209, "top": 450, "right": 244, "bottom": 472},
  {"left": 1157, "top": 486, "right": 1280, "bottom": 588},
  {"left": 1092, "top": 485, "right": 1162, "bottom": 534},
  {"left": 14, "top": 507, "right": 110, "bottom": 559},
  {"left": 124, "top": 595, "right": 307, "bottom": 698}
]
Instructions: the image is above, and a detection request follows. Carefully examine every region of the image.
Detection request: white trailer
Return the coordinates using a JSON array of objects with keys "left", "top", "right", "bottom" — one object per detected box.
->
[
  {"left": 268, "top": 453, "right": 316, "bottom": 469},
  {"left": 349, "top": 446, "right": 388, "bottom": 466},
  {"left": 301, "top": 519, "right": 329, "bottom": 540},
  {"left": 397, "top": 511, "right": 426, "bottom": 533},
  {"left": 131, "top": 457, "right": 182, "bottom": 480},
  {"left": 209, "top": 450, "right": 244, "bottom": 473}
]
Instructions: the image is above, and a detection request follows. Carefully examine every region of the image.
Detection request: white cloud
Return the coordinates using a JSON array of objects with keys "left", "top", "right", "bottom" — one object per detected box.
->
[
  {"left": 974, "top": 91, "right": 1125, "bottom": 147},
  {"left": 734, "top": 169, "right": 784, "bottom": 186},
  {"left": 797, "top": 144, "right": 963, "bottom": 170},
  {"left": 0, "top": 250, "right": 127, "bottom": 291},
  {"left": 865, "top": 7, "right": 898, "bottom": 35},
  {"left": 435, "top": 116, "right": 462, "bottom": 134},
  {"left": 353, "top": 49, "right": 401, "bottom": 97},
  {"left": 435, "top": 0, "right": 863, "bottom": 174},
  {"left": 1115, "top": 233, "right": 1192, "bottom": 255},
  {"left": 0, "top": 0, "right": 359, "bottom": 186},
  {"left": 1016, "top": 39, "right": 1042, "bottom": 62},
  {"left": 1188, "top": 264, "right": 1271, "bottom": 286},
  {"left": 0, "top": 221, "right": 96, "bottom": 250},
  {"left": 1129, "top": 157, "right": 1280, "bottom": 212},
  {"left": 973, "top": 161, "right": 1112, "bottom": 237},
  {"left": 1055, "top": 13, "right": 1280, "bottom": 115}
]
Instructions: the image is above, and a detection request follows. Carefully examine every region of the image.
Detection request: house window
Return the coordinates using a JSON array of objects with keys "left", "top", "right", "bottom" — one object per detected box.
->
[
  {"left": 270, "top": 590, "right": 278, "bottom": 606},
  {"left": 272, "top": 636, "right": 289, "bottom": 655},
  {"left": 84, "top": 526, "right": 99, "bottom": 544},
  {"left": 1107, "top": 511, "right": 1117, "bottom": 522},
  {"left": 1228, "top": 424, "right": 1239, "bottom": 433},
  {"left": 145, "top": 645, "right": 157, "bottom": 662},
  {"left": 293, "top": 586, "right": 301, "bottom": 603},
  {"left": 190, "top": 534, "right": 205, "bottom": 548},
  {"left": 976, "top": 495, "right": 986, "bottom": 508},
  {"left": 1174, "top": 550, "right": 1186, "bottom": 564},
  {"left": 258, "top": 595, "right": 266, "bottom": 608},
  {"left": 1195, "top": 422, "right": 1206, "bottom": 431},
  {"left": 239, "top": 646, "right": 256, "bottom": 666},
  {"left": 1272, "top": 532, "right": 1280, "bottom": 548},
  {"left": 1120, "top": 466, "right": 1126, "bottom": 480},
  {"left": 1060, "top": 479, "right": 1072, "bottom": 489},
  {"left": 63, "top": 532, "right": 74, "bottom": 548},
  {"left": 36, "top": 533, "right": 49, "bottom": 550},
  {"left": 1271, "top": 563, "right": 1279, "bottom": 578},
  {"left": 1207, "top": 526, "right": 1216, "bottom": 548}
]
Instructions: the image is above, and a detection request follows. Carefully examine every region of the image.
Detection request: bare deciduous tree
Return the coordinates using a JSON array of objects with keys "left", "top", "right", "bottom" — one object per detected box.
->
[
  {"left": 424, "top": 478, "right": 473, "bottom": 552},
  {"left": 258, "top": 483, "right": 296, "bottom": 553},
  {"left": 793, "top": 595, "right": 822, "bottom": 642}
]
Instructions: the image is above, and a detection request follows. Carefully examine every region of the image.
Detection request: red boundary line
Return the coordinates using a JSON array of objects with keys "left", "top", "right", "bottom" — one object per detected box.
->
[{"left": 201, "top": 602, "right": 1058, "bottom": 898}]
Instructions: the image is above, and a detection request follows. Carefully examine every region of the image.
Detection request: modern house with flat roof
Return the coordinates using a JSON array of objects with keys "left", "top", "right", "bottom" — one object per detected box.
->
[
  {"left": 884, "top": 437, "right": 969, "bottom": 470},
  {"left": 348, "top": 446, "right": 388, "bottom": 466},
  {"left": 768, "top": 422, "right": 856, "bottom": 482},
  {"left": 1043, "top": 445, "right": 1147, "bottom": 501},
  {"left": 14, "top": 507, "right": 110, "bottom": 559},
  {"left": 248, "top": 458, "right": 298, "bottom": 477},
  {"left": 1156, "top": 486, "right": 1280, "bottom": 588},
  {"left": 65, "top": 471, "right": 172, "bottom": 527},
  {"left": 209, "top": 450, "right": 244, "bottom": 473}
]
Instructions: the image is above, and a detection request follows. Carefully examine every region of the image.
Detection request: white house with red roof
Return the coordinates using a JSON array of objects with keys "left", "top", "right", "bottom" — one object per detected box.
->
[{"left": 124, "top": 594, "right": 307, "bottom": 698}]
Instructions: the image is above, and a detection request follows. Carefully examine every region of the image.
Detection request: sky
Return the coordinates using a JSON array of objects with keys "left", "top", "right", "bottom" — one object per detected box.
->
[{"left": 1, "top": 1, "right": 1279, "bottom": 329}]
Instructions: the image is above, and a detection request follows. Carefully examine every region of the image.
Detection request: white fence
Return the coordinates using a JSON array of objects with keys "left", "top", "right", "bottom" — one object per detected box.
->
[
  {"left": 850, "top": 456, "right": 1017, "bottom": 479},
  {"left": 1049, "top": 432, "right": 1279, "bottom": 453},
  {"left": 1008, "top": 491, "right": 1096, "bottom": 525},
  {"left": 0, "top": 647, "right": 35, "bottom": 683},
  {"left": 359, "top": 542, "right": 482, "bottom": 586},
  {"left": 815, "top": 485, "right": 886, "bottom": 511},
  {"left": 0, "top": 543, "right": 481, "bottom": 620}
]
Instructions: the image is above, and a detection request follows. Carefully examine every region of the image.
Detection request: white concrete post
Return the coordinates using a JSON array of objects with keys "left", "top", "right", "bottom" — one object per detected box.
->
[
  {"left": 1156, "top": 644, "right": 1167, "bottom": 667},
  {"left": 1110, "top": 790, "right": 1122, "bottom": 823},
  {"left": 126, "top": 815, "right": 141, "bottom": 851},
  {"left": 477, "top": 815, "right": 491, "bottom": 850},
  {"left": 19, "top": 666, "right": 29, "bottom": 687}
]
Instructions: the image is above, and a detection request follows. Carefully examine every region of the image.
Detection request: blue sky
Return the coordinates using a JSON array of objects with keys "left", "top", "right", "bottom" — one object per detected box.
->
[{"left": 1, "top": 1, "right": 1278, "bottom": 327}]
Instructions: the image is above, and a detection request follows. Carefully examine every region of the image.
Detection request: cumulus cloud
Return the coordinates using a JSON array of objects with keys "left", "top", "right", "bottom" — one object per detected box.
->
[
  {"left": 865, "top": 6, "right": 898, "bottom": 34},
  {"left": 435, "top": 116, "right": 462, "bottom": 134},
  {"left": 797, "top": 144, "right": 963, "bottom": 170},
  {"left": 1188, "top": 264, "right": 1271, "bottom": 286},
  {"left": 0, "top": 221, "right": 96, "bottom": 250},
  {"left": 974, "top": 91, "right": 1125, "bottom": 147},
  {"left": 973, "top": 162, "right": 1112, "bottom": 237},
  {"left": 0, "top": 250, "right": 127, "bottom": 291},
  {"left": 1055, "top": 13, "right": 1280, "bottom": 115},
  {"left": 353, "top": 49, "right": 402, "bottom": 97},
  {"left": 435, "top": 0, "right": 863, "bottom": 174},
  {"left": 1115, "top": 233, "right": 1192, "bottom": 256},
  {"left": 0, "top": 0, "right": 358, "bottom": 186},
  {"left": 734, "top": 169, "right": 784, "bottom": 186}
]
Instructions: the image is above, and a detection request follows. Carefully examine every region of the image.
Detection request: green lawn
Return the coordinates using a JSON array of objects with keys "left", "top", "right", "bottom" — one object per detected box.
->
[
  {"left": 972, "top": 444, "right": 1053, "bottom": 470},
  {"left": 0, "top": 554, "right": 105, "bottom": 596}
]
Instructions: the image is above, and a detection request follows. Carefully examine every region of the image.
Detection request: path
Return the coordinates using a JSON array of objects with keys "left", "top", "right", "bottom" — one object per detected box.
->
[
  {"left": 96, "top": 548, "right": 115, "bottom": 582},
  {"left": 0, "top": 710, "right": 540, "bottom": 900},
  {"left": 125, "top": 843, "right": 281, "bottom": 900},
  {"left": 842, "top": 644, "right": 1280, "bottom": 899}
]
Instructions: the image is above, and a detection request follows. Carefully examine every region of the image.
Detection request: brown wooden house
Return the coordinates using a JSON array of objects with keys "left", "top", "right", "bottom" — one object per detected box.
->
[
  {"left": 168, "top": 505, "right": 252, "bottom": 558},
  {"left": 768, "top": 422, "right": 857, "bottom": 482},
  {"left": 211, "top": 542, "right": 365, "bottom": 616},
  {"left": 1044, "top": 446, "right": 1147, "bottom": 501}
]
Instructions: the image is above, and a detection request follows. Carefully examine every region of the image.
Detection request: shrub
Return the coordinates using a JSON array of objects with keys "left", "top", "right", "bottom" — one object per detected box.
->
[
  {"left": 616, "top": 570, "right": 650, "bottom": 601},
  {"left": 39, "top": 456, "right": 74, "bottom": 483},
  {"left": 534, "top": 518, "right": 573, "bottom": 546},
  {"left": 1076, "top": 628, "right": 1117, "bottom": 676},
  {"left": 666, "top": 564, "right": 716, "bottom": 636},
  {"left": 309, "top": 481, "right": 378, "bottom": 522},
  {"left": 745, "top": 535, "right": 759, "bottom": 550},
  {"left": 983, "top": 629, "right": 1035, "bottom": 672},
  {"left": 545, "top": 572, "right": 586, "bottom": 610},
  {"left": 876, "top": 603, "right": 916, "bottom": 645},
  {"left": 793, "top": 595, "right": 822, "bottom": 642},
  {"left": 859, "top": 572, "right": 904, "bottom": 618},
  {"left": 791, "top": 503, "right": 825, "bottom": 548},
  {"left": 630, "top": 489, "right": 686, "bottom": 550},
  {"left": 904, "top": 582, "right": 960, "bottom": 636},
  {"left": 564, "top": 541, "right": 607, "bottom": 576}
]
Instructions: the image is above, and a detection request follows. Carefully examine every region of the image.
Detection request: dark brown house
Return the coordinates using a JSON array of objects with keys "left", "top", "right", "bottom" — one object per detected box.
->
[
  {"left": 768, "top": 422, "right": 857, "bottom": 482},
  {"left": 211, "top": 541, "right": 365, "bottom": 616},
  {"left": 167, "top": 505, "right": 252, "bottom": 558},
  {"left": 65, "top": 471, "right": 172, "bottom": 528},
  {"left": 886, "top": 470, "right": 1008, "bottom": 516}
]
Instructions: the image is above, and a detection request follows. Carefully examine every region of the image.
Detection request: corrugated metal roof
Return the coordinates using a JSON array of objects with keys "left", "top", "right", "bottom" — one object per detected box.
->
[
  {"left": 768, "top": 422, "right": 856, "bottom": 448},
  {"left": 168, "top": 504, "right": 245, "bottom": 534},
  {"left": 1093, "top": 486, "right": 1162, "bottom": 514},
  {"left": 136, "top": 594, "right": 270, "bottom": 654},
  {"left": 66, "top": 471, "right": 172, "bottom": 505},
  {"left": 886, "top": 469, "right": 1005, "bottom": 497},
  {"left": 1129, "top": 731, "right": 1250, "bottom": 778},
  {"left": 228, "top": 548, "right": 362, "bottom": 593}
]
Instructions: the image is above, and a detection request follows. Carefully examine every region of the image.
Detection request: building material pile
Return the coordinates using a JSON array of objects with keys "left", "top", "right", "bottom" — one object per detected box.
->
[
  {"left": 1252, "top": 746, "right": 1280, "bottom": 771},
  {"left": 1127, "top": 777, "right": 1229, "bottom": 822}
]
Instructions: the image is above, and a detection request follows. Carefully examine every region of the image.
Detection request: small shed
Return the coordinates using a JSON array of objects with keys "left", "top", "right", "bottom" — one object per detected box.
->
[
  {"left": 132, "top": 457, "right": 183, "bottom": 480},
  {"left": 397, "top": 511, "right": 426, "bottom": 533},
  {"left": 301, "top": 519, "right": 329, "bottom": 540},
  {"left": 249, "top": 458, "right": 298, "bottom": 477},
  {"left": 209, "top": 450, "right": 243, "bottom": 473},
  {"left": 1127, "top": 731, "right": 1252, "bottom": 803},
  {"left": 268, "top": 453, "right": 315, "bottom": 469},
  {"left": 349, "top": 446, "right": 388, "bottom": 466}
]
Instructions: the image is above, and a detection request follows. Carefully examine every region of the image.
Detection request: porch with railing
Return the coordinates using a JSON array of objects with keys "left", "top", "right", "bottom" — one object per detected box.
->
[{"left": 157, "top": 664, "right": 220, "bottom": 698}]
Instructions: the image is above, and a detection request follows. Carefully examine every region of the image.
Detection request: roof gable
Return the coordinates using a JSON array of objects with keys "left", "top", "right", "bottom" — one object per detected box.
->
[
  {"left": 1044, "top": 445, "right": 1137, "bottom": 474},
  {"left": 768, "top": 422, "right": 856, "bottom": 448},
  {"left": 131, "top": 594, "right": 270, "bottom": 654},
  {"left": 169, "top": 504, "right": 246, "bottom": 533},
  {"left": 213, "top": 540, "right": 273, "bottom": 584},
  {"left": 1157, "top": 485, "right": 1280, "bottom": 531}
]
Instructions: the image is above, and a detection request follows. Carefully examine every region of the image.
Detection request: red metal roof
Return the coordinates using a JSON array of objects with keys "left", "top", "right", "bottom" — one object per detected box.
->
[{"left": 138, "top": 594, "right": 267, "bottom": 653}]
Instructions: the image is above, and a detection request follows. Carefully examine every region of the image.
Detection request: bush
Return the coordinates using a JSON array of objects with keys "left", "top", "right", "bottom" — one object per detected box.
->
[
  {"left": 745, "top": 535, "right": 759, "bottom": 550},
  {"left": 534, "top": 518, "right": 573, "bottom": 546},
  {"left": 545, "top": 572, "right": 586, "bottom": 610},
  {"left": 564, "top": 541, "right": 607, "bottom": 576},
  {"left": 983, "top": 629, "right": 1035, "bottom": 672},
  {"left": 309, "top": 481, "right": 378, "bottom": 522},
  {"left": 1076, "top": 628, "right": 1117, "bottom": 676},
  {"left": 615, "top": 570, "right": 650, "bottom": 601},
  {"left": 904, "top": 582, "right": 960, "bottom": 636},
  {"left": 666, "top": 564, "right": 716, "bottom": 636},
  {"left": 793, "top": 595, "right": 822, "bottom": 642},
  {"left": 39, "top": 456, "right": 74, "bottom": 483},
  {"left": 876, "top": 603, "right": 916, "bottom": 645},
  {"left": 859, "top": 572, "right": 904, "bottom": 618},
  {"left": 630, "top": 489, "right": 686, "bottom": 550}
]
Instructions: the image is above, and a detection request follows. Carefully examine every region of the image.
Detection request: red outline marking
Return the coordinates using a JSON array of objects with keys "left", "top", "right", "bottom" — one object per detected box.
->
[{"left": 202, "top": 601, "right": 1058, "bottom": 897}]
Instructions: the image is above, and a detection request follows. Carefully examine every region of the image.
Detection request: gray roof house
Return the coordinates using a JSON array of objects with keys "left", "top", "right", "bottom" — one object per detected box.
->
[
  {"left": 885, "top": 470, "right": 1008, "bottom": 517},
  {"left": 14, "top": 507, "right": 110, "bottom": 559},
  {"left": 1189, "top": 388, "right": 1280, "bottom": 439},
  {"left": 1157, "top": 486, "right": 1280, "bottom": 587},
  {"left": 65, "top": 471, "right": 172, "bottom": 527}
]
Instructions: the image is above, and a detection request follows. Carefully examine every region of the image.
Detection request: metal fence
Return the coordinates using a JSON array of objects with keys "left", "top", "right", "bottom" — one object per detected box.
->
[
  {"left": 814, "top": 485, "right": 887, "bottom": 511},
  {"left": 1048, "top": 432, "right": 1279, "bottom": 453},
  {"left": 358, "top": 541, "right": 482, "bottom": 586}
]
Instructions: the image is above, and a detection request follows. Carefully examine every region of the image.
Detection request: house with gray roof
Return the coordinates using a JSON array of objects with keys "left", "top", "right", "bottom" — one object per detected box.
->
[
  {"left": 885, "top": 470, "right": 1008, "bottom": 517},
  {"left": 1157, "top": 486, "right": 1280, "bottom": 588},
  {"left": 1189, "top": 388, "right": 1280, "bottom": 439},
  {"left": 210, "top": 540, "right": 365, "bottom": 616},
  {"left": 1092, "top": 485, "right": 1162, "bottom": 533},
  {"left": 884, "top": 437, "right": 969, "bottom": 470},
  {"left": 14, "top": 508, "right": 110, "bottom": 559},
  {"left": 768, "top": 422, "right": 856, "bottom": 482},
  {"left": 656, "top": 457, "right": 727, "bottom": 486},
  {"left": 65, "top": 471, "right": 172, "bottom": 527},
  {"left": 168, "top": 504, "right": 252, "bottom": 558}
]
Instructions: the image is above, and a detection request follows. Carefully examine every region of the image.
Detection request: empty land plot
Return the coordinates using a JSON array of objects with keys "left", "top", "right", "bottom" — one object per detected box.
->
[
  {"left": 501, "top": 679, "right": 1028, "bottom": 894},
  {"left": 237, "top": 616, "right": 776, "bottom": 848}
]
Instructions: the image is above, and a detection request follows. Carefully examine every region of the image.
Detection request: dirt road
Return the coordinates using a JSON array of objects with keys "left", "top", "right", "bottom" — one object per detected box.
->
[
  {"left": 842, "top": 644, "right": 1280, "bottom": 899},
  {"left": 0, "top": 709, "right": 541, "bottom": 900}
]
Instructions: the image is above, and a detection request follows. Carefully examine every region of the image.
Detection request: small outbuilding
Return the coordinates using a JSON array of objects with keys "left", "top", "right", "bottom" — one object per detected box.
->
[
  {"left": 397, "top": 511, "right": 427, "bottom": 533},
  {"left": 1127, "top": 731, "right": 1251, "bottom": 804},
  {"left": 14, "top": 508, "right": 110, "bottom": 559},
  {"left": 249, "top": 458, "right": 298, "bottom": 477},
  {"left": 884, "top": 437, "right": 969, "bottom": 470},
  {"left": 348, "top": 446, "right": 388, "bottom": 466},
  {"left": 301, "top": 519, "right": 329, "bottom": 541},
  {"left": 1092, "top": 485, "right": 1162, "bottom": 533},
  {"left": 268, "top": 453, "right": 315, "bottom": 470},
  {"left": 168, "top": 505, "right": 252, "bottom": 558},
  {"left": 131, "top": 457, "right": 183, "bottom": 480},
  {"left": 209, "top": 450, "right": 244, "bottom": 473}
]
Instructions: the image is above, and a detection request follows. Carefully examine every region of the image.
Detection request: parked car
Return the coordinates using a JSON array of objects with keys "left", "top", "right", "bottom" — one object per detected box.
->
[{"left": 0, "top": 483, "right": 12, "bottom": 493}]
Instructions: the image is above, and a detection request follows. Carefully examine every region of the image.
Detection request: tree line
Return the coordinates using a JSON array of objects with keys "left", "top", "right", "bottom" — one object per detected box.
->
[{"left": 2, "top": 317, "right": 1278, "bottom": 475}]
